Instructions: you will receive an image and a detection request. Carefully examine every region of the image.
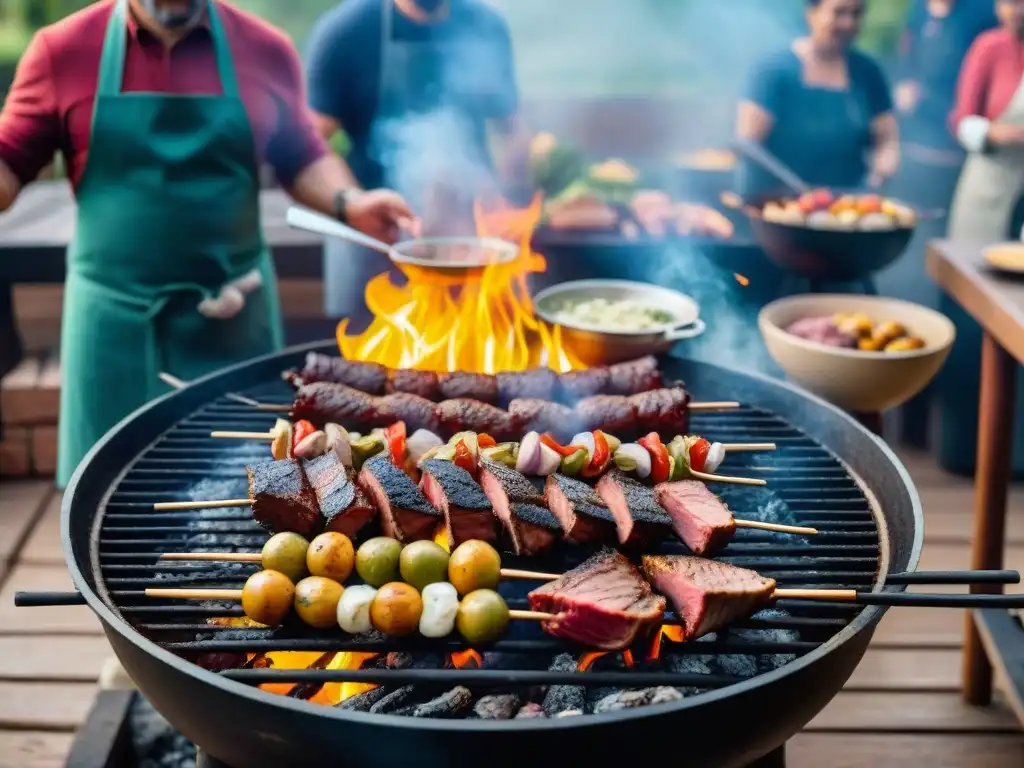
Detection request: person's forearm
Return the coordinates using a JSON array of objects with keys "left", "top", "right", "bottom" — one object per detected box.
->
[
  {"left": 286, "top": 154, "right": 361, "bottom": 216},
  {"left": 0, "top": 158, "right": 22, "bottom": 212},
  {"left": 869, "top": 114, "right": 900, "bottom": 183}
]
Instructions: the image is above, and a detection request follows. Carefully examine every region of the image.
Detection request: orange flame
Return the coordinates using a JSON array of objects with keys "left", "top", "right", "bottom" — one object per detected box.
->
[
  {"left": 734, "top": 273, "right": 750, "bottom": 287},
  {"left": 433, "top": 525, "right": 451, "bottom": 552},
  {"left": 449, "top": 649, "right": 484, "bottom": 669},
  {"left": 322, "top": 652, "right": 379, "bottom": 704},
  {"left": 646, "top": 625, "right": 688, "bottom": 662},
  {"left": 336, "top": 195, "right": 585, "bottom": 373},
  {"left": 577, "top": 650, "right": 635, "bottom": 672}
]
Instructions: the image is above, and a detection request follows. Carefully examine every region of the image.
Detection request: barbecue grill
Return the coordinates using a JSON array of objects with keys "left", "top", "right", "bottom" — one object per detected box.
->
[{"left": 38, "top": 341, "right": 925, "bottom": 768}]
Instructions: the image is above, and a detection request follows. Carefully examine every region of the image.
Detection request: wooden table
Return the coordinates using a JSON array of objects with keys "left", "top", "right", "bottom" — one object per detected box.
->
[{"left": 927, "top": 239, "right": 1024, "bottom": 721}]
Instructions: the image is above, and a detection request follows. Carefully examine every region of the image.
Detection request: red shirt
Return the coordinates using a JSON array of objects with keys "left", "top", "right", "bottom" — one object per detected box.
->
[
  {"left": 950, "top": 28, "right": 1024, "bottom": 130},
  {"left": 0, "top": 0, "right": 327, "bottom": 189}
]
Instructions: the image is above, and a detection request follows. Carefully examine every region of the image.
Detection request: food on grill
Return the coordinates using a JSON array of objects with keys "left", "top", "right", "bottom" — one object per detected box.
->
[
  {"left": 285, "top": 353, "right": 665, "bottom": 404},
  {"left": 293, "top": 381, "right": 396, "bottom": 428},
  {"left": 419, "top": 581, "right": 461, "bottom": 638},
  {"left": 323, "top": 423, "right": 353, "bottom": 467},
  {"left": 551, "top": 297, "right": 676, "bottom": 332},
  {"left": 629, "top": 388, "right": 690, "bottom": 434},
  {"left": 545, "top": 191, "right": 619, "bottom": 231},
  {"left": 407, "top": 428, "right": 445, "bottom": 463},
  {"left": 655, "top": 481, "right": 736, "bottom": 555},
  {"left": 761, "top": 190, "right": 916, "bottom": 230},
  {"left": 302, "top": 453, "right": 376, "bottom": 539},
  {"left": 355, "top": 537, "right": 403, "bottom": 588},
  {"left": 508, "top": 398, "right": 579, "bottom": 437},
  {"left": 247, "top": 458, "right": 321, "bottom": 537},
  {"left": 270, "top": 418, "right": 292, "bottom": 460},
  {"left": 676, "top": 148, "right": 736, "bottom": 170},
  {"left": 350, "top": 434, "right": 387, "bottom": 469},
  {"left": 514, "top": 431, "right": 563, "bottom": 476},
  {"left": 419, "top": 458, "right": 496, "bottom": 547},
  {"left": 528, "top": 549, "right": 666, "bottom": 650},
  {"left": 398, "top": 540, "right": 451, "bottom": 591},
  {"left": 241, "top": 570, "right": 295, "bottom": 627},
  {"left": 294, "top": 576, "right": 345, "bottom": 629},
  {"left": 786, "top": 313, "right": 927, "bottom": 354},
  {"left": 380, "top": 393, "right": 442, "bottom": 436},
  {"left": 305, "top": 532, "right": 355, "bottom": 582},
  {"left": 335, "top": 583, "right": 377, "bottom": 634},
  {"left": 370, "top": 582, "right": 424, "bottom": 637},
  {"left": 478, "top": 459, "right": 562, "bottom": 556},
  {"left": 260, "top": 532, "right": 309, "bottom": 583},
  {"left": 293, "top": 428, "right": 328, "bottom": 460},
  {"left": 595, "top": 469, "right": 672, "bottom": 549},
  {"left": 455, "top": 588, "right": 511, "bottom": 644},
  {"left": 284, "top": 354, "right": 389, "bottom": 393},
  {"left": 436, "top": 399, "right": 524, "bottom": 441},
  {"left": 447, "top": 539, "right": 503, "bottom": 595},
  {"left": 358, "top": 455, "right": 442, "bottom": 543},
  {"left": 544, "top": 474, "right": 617, "bottom": 544},
  {"left": 642, "top": 555, "right": 777, "bottom": 640},
  {"left": 575, "top": 394, "right": 639, "bottom": 434}
]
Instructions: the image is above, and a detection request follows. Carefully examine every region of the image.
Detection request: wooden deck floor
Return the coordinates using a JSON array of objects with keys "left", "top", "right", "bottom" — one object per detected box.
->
[{"left": 1, "top": 449, "right": 1023, "bottom": 766}]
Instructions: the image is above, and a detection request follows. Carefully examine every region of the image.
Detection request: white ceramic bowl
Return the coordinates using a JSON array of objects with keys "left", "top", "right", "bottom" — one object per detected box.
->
[{"left": 758, "top": 294, "right": 955, "bottom": 413}]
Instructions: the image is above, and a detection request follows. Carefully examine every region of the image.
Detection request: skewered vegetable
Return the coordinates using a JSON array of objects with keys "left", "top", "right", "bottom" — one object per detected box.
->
[
  {"left": 350, "top": 435, "right": 386, "bottom": 469},
  {"left": 613, "top": 442, "right": 651, "bottom": 478},
  {"left": 399, "top": 540, "right": 451, "bottom": 591},
  {"left": 456, "top": 589, "right": 511, "bottom": 644},
  {"left": 448, "top": 540, "right": 502, "bottom": 595},
  {"left": 560, "top": 448, "right": 588, "bottom": 476},
  {"left": 407, "top": 429, "right": 444, "bottom": 463},
  {"left": 306, "top": 532, "right": 355, "bottom": 582},
  {"left": 638, "top": 433, "right": 673, "bottom": 484},
  {"left": 293, "top": 576, "right": 344, "bottom": 629},
  {"left": 336, "top": 584, "right": 377, "bottom": 634},
  {"left": 241, "top": 570, "right": 294, "bottom": 627},
  {"left": 515, "top": 432, "right": 542, "bottom": 474},
  {"left": 260, "top": 532, "right": 309, "bottom": 583},
  {"left": 355, "top": 537, "right": 403, "bottom": 587},
  {"left": 323, "top": 423, "right": 352, "bottom": 467},
  {"left": 419, "top": 581, "right": 460, "bottom": 638},
  {"left": 370, "top": 582, "right": 424, "bottom": 637},
  {"left": 270, "top": 419, "right": 292, "bottom": 461}
]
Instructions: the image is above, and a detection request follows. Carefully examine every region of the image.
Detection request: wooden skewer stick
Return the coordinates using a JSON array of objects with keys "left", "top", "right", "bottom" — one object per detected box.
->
[
  {"left": 159, "top": 372, "right": 265, "bottom": 408},
  {"left": 154, "top": 499, "right": 252, "bottom": 511},
  {"left": 157, "top": 552, "right": 563, "bottom": 581},
  {"left": 721, "top": 442, "right": 776, "bottom": 452},
  {"left": 210, "top": 431, "right": 274, "bottom": 441},
  {"left": 734, "top": 520, "right": 817, "bottom": 535},
  {"left": 690, "top": 470, "right": 766, "bottom": 487}
]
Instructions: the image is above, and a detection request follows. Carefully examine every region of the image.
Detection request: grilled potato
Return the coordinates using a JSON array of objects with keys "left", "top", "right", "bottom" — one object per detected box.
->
[
  {"left": 875, "top": 320, "right": 907, "bottom": 343},
  {"left": 884, "top": 336, "right": 926, "bottom": 352},
  {"left": 837, "top": 314, "right": 874, "bottom": 337},
  {"left": 858, "top": 334, "right": 888, "bottom": 352}
]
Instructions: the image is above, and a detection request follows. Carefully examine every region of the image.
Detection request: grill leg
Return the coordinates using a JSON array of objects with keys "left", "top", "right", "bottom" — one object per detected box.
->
[
  {"left": 746, "top": 744, "right": 786, "bottom": 768},
  {"left": 963, "top": 333, "right": 1016, "bottom": 705}
]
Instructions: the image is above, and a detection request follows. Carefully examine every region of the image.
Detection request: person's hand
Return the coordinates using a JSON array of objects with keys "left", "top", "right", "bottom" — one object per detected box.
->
[
  {"left": 867, "top": 147, "right": 900, "bottom": 189},
  {"left": 894, "top": 81, "right": 920, "bottom": 114},
  {"left": 345, "top": 189, "right": 420, "bottom": 244},
  {"left": 987, "top": 122, "right": 1024, "bottom": 148}
]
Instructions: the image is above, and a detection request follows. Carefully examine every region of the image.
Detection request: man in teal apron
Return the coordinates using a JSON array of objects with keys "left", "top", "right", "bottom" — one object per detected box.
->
[{"left": 0, "top": 0, "right": 415, "bottom": 487}]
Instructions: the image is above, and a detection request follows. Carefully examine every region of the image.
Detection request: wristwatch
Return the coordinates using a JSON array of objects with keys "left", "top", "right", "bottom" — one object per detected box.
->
[{"left": 332, "top": 188, "right": 361, "bottom": 223}]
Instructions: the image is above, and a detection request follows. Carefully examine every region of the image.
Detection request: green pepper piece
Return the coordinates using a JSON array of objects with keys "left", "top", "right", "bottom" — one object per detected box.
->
[
  {"left": 560, "top": 448, "right": 589, "bottom": 477},
  {"left": 612, "top": 450, "right": 638, "bottom": 473},
  {"left": 481, "top": 443, "right": 516, "bottom": 467},
  {"left": 350, "top": 435, "right": 386, "bottom": 470},
  {"left": 602, "top": 432, "right": 622, "bottom": 453}
]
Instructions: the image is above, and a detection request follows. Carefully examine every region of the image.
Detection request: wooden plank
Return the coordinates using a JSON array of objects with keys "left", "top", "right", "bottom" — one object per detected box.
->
[
  {"left": 0, "top": 564, "right": 101, "bottom": 635},
  {"left": 0, "top": 731, "right": 75, "bottom": 768},
  {"left": 0, "top": 427, "right": 31, "bottom": 477},
  {"left": 0, "top": 636, "right": 110, "bottom": 682},
  {"left": 0, "top": 481, "right": 51, "bottom": 567},
  {"left": 0, "top": 681, "right": 97, "bottom": 730},
  {"left": 789, "top": 733, "right": 1024, "bottom": 767},
  {"left": 921, "top": 504, "right": 1024, "bottom": 546},
  {"left": 29, "top": 426, "right": 57, "bottom": 477},
  {"left": 844, "top": 649, "right": 961, "bottom": 691},
  {"left": 20, "top": 493, "right": 63, "bottom": 565},
  {"left": 873, "top": 606, "right": 963, "bottom": 647},
  {"left": 807, "top": 691, "right": 1020, "bottom": 732}
]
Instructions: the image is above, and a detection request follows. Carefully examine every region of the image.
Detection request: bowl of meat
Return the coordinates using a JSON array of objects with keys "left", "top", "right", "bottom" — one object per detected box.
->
[
  {"left": 746, "top": 188, "right": 918, "bottom": 281},
  {"left": 533, "top": 279, "right": 705, "bottom": 365},
  {"left": 758, "top": 293, "right": 955, "bottom": 413}
]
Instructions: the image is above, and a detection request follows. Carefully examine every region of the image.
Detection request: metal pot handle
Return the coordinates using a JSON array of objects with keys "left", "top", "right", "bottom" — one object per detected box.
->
[{"left": 663, "top": 319, "right": 706, "bottom": 342}]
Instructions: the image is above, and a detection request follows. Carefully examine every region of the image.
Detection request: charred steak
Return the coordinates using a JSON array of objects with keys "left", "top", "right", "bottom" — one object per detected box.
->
[
  {"left": 301, "top": 453, "right": 377, "bottom": 540},
  {"left": 544, "top": 474, "right": 617, "bottom": 545},
  {"left": 419, "top": 459, "right": 496, "bottom": 546},
  {"left": 655, "top": 481, "right": 736, "bottom": 555},
  {"left": 478, "top": 459, "right": 561, "bottom": 556},
  {"left": 357, "top": 456, "right": 441, "bottom": 543},
  {"left": 594, "top": 469, "right": 673, "bottom": 549},
  {"left": 247, "top": 459, "right": 321, "bottom": 536}
]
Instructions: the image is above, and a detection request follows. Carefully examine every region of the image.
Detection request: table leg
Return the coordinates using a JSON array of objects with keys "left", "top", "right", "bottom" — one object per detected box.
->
[{"left": 963, "top": 332, "right": 1017, "bottom": 705}]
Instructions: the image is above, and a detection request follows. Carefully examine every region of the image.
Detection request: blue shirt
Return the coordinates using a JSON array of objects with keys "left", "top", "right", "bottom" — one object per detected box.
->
[
  {"left": 305, "top": 0, "right": 518, "bottom": 190},
  {"left": 739, "top": 48, "right": 893, "bottom": 197},
  {"left": 897, "top": 0, "right": 998, "bottom": 149}
]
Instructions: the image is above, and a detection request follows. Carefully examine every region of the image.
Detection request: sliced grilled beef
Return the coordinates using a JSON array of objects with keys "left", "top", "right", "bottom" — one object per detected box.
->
[
  {"left": 629, "top": 387, "right": 690, "bottom": 434},
  {"left": 574, "top": 395, "right": 638, "bottom": 434},
  {"left": 436, "top": 399, "right": 524, "bottom": 440},
  {"left": 497, "top": 369, "right": 558, "bottom": 403},
  {"left": 247, "top": 459, "right": 320, "bottom": 536},
  {"left": 478, "top": 459, "right": 561, "bottom": 556},
  {"left": 301, "top": 453, "right": 377, "bottom": 539},
  {"left": 544, "top": 474, "right": 617, "bottom": 545},
  {"left": 357, "top": 456, "right": 441, "bottom": 543},
  {"left": 642, "top": 555, "right": 776, "bottom": 640},
  {"left": 655, "top": 481, "right": 735, "bottom": 555},
  {"left": 607, "top": 356, "right": 663, "bottom": 395},
  {"left": 594, "top": 469, "right": 672, "bottom": 549},
  {"left": 437, "top": 372, "right": 499, "bottom": 403},
  {"left": 419, "top": 459, "right": 496, "bottom": 547},
  {"left": 379, "top": 392, "right": 441, "bottom": 433},
  {"left": 528, "top": 549, "right": 666, "bottom": 650},
  {"left": 558, "top": 367, "right": 611, "bottom": 402},
  {"left": 292, "top": 382, "right": 395, "bottom": 428},
  {"left": 508, "top": 398, "right": 580, "bottom": 438},
  {"left": 386, "top": 369, "right": 440, "bottom": 400}
]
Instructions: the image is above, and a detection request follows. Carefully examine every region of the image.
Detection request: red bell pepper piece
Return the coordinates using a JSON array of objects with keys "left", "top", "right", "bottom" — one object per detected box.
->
[
  {"left": 638, "top": 432, "right": 671, "bottom": 484},
  {"left": 383, "top": 422, "right": 407, "bottom": 467},
  {"left": 540, "top": 433, "right": 585, "bottom": 457},
  {"left": 688, "top": 437, "right": 711, "bottom": 473},
  {"left": 478, "top": 433, "right": 497, "bottom": 449},
  {"left": 453, "top": 440, "right": 475, "bottom": 473},
  {"left": 292, "top": 420, "right": 316, "bottom": 452},
  {"left": 581, "top": 430, "right": 611, "bottom": 478}
]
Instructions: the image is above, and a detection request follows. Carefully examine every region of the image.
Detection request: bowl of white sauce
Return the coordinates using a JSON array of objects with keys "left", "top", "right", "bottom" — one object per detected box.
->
[{"left": 533, "top": 279, "right": 705, "bottom": 364}]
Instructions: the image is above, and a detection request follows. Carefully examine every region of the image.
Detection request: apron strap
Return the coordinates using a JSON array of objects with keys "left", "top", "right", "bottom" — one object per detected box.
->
[{"left": 98, "top": 0, "right": 240, "bottom": 99}]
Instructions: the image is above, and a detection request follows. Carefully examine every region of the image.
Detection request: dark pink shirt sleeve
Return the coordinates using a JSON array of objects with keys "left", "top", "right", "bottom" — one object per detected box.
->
[
  {"left": 950, "top": 35, "right": 997, "bottom": 132},
  {"left": 0, "top": 31, "right": 62, "bottom": 185},
  {"left": 260, "top": 32, "right": 328, "bottom": 187}
]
